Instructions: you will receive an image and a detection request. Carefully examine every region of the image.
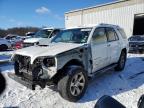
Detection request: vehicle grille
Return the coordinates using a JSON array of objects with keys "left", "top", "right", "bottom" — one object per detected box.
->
[
  {"left": 17, "top": 55, "right": 33, "bottom": 79},
  {"left": 129, "top": 42, "right": 144, "bottom": 48},
  {"left": 130, "top": 44, "right": 136, "bottom": 47},
  {"left": 138, "top": 44, "right": 144, "bottom": 47},
  {"left": 23, "top": 43, "right": 34, "bottom": 47}
]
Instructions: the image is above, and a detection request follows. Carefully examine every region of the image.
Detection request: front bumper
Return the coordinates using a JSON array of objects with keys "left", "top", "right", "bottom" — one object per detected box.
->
[
  {"left": 129, "top": 46, "right": 144, "bottom": 52},
  {"left": 10, "top": 55, "right": 57, "bottom": 90},
  {"left": 8, "top": 73, "right": 36, "bottom": 90},
  {"left": 8, "top": 73, "right": 53, "bottom": 90},
  {"left": 129, "top": 42, "right": 144, "bottom": 52}
]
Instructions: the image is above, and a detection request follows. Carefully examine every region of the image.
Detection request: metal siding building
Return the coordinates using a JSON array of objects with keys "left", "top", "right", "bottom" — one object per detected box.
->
[{"left": 65, "top": 0, "right": 144, "bottom": 37}]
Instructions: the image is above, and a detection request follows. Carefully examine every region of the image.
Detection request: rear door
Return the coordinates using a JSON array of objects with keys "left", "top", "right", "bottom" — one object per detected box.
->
[
  {"left": 91, "top": 27, "right": 109, "bottom": 72},
  {"left": 106, "top": 27, "right": 121, "bottom": 64}
]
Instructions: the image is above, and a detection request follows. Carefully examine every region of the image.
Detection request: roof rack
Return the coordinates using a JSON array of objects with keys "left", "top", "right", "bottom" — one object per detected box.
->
[{"left": 99, "top": 23, "right": 120, "bottom": 28}]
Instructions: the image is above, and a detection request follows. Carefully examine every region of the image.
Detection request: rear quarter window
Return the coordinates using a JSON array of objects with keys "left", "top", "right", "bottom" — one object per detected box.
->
[{"left": 117, "top": 28, "right": 127, "bottom": 39}]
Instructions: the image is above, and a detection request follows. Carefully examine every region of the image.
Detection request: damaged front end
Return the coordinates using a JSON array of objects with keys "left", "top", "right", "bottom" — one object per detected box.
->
[{"left": 8, "top": 55, "right": 57, "bottom": 90}]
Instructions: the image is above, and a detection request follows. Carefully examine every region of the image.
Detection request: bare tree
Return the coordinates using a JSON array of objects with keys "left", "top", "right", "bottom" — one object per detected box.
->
[{"left": 0, "top": 27, "right": 39, "bottom": 38}]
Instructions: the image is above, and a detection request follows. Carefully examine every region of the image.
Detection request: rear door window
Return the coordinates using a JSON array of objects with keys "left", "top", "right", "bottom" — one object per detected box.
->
[{"left": 106, "top": 28, "right": 119, "bottom": 42}]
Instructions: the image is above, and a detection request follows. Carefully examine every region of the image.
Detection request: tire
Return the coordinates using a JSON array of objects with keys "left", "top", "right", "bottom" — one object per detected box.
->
[
  {"left": 0, "top": 44, "right": 8, "bottom": 51},
  {"left": 0, "top": 73, "right": 6, "bottom": 95},
  {"left": 58, "top": 66, "right": 88, "bottom": 102},
  {"left": 115, "top": 51, "right": 126, "bottom": 71},
  {"left": 138, "top": 95, "right": 144, "bottom": 108}
]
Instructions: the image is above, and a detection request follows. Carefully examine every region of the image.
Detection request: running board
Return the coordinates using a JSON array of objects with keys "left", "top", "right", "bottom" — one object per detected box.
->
[{"left": 90, "top": 64, "right": 117, "bottom": 77}]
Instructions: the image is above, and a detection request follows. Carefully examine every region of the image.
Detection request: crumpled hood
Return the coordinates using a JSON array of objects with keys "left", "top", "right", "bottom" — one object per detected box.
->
[
  {"left": 24, "top": 38, "right": 42, "bottom": 43},
  {"left": 14, "top": 43, "right": 83, "bottom": 64}
]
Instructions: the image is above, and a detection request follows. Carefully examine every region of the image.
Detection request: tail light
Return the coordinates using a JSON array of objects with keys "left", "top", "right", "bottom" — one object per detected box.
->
[{"left": 15, "top": 41, "right": 23, "bottom": 49}]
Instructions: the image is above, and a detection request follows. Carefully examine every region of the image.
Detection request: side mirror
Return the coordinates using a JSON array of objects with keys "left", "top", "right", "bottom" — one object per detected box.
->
[{"left": 95, "top": 95, "right": 126, "bottom": 108}]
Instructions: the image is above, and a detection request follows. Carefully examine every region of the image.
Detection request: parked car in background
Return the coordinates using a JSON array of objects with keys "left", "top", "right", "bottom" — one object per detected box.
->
[
  {"left": 13, "top": 36, "right": 32, "bottom": 49},
  {"left": 128, "top": 35, "right": 144, "bottom": 53},
  {"left": 5, "top": 35, "right": 25, "bottom": 50},
  {"left": 0, "top": 38, "right": 11, "bottom": 51},
  {"left": 13, "top": 40, "right": 24, "bottom": 50},
  {"left": 5, "top": 35, "right": 31, "bottom": 50},
  {"left": 23, "top": 28, "right": 61, "bottom": 47},
  {"left": 9, "top": 24, "right": 128, "bottom": 102},
  {"left": 5, "top": 35, "right": 23, "bottom": 48},
  {"left": 25, "top": 32, "right": 35, "bottom": 37},
  {"left": 5, "top": 34, "right": 23, "bottom": 44}
]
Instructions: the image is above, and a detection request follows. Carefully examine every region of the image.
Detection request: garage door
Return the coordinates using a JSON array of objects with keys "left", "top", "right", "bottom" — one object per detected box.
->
[{"left": 133, "top": 13, "right": 144, "bottom": 35}]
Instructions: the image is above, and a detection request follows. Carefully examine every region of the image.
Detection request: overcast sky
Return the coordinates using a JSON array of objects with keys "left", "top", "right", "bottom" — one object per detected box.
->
[{"left": 0, "top": 0, "right": 116, "bottom": 29}]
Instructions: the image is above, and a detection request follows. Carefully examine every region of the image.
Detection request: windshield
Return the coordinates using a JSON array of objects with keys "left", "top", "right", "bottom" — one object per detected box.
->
[
  {"left": 5, "top": 36, "right": 16, "bottom": 40},
  {"left": 52, "top": 28, "right": 92, "bottom": 43},
  {"left": 129, "top": 35, "right": 144, "bottom": 41},
  {"left": 34, "top": 29, "right": 53, "bottom": 38}
]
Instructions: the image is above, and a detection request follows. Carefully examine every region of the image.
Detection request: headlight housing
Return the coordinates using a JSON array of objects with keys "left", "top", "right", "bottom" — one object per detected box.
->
[{"left": 43, "top": 57, "right": 55, "bottom": 67}]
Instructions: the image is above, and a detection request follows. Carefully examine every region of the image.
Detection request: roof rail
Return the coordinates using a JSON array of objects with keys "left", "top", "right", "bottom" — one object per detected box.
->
[{"left": 99, "top": 23, "right": 120, "bottom": 28}]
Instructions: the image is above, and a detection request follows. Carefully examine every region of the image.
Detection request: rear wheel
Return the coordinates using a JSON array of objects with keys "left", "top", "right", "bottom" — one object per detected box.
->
[
  {"left": 0, "top": 44, "right": 8, "bottom": 51},
  {"left": 58, "top": 66, "right": 88, "bottom": 102},
  {"left": 115, "top": 51, "right": 126, "bottom": 71}
]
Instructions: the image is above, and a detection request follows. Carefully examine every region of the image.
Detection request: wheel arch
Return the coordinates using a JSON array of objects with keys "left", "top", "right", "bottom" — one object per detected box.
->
[
  {"left": 62, "top": 59, "right": 84, "bottom": 69},
  {"left": 122, "top": 48, "right": 127, "bottom": 54},
  {"left": 118, "top": 48, "right": 127, "bottom": 61},
  {"left": 0, "top": 44, "right": 8, "bottom": 50},
  {"left": 51, "top": 59, "right": 84, "bottom": 85},
  {"left": 0, "top": 44, "right": 8, "bottom": 47}
]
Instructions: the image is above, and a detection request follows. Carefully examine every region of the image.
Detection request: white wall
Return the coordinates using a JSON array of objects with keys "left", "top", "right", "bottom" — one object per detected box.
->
[
  {"left": 65, "top": 3, "right": 144, "bottom": 37},
  {"left": 65, "top": 14, "right": 82, "bottom": 28}
]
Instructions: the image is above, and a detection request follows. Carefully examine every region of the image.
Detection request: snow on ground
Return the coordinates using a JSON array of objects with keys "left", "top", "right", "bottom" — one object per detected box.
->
[
  {"left": 0, "top": 53, "right": 144, "bottom": 108},
  {"left": 0, "top": 50, "right": 14, "bottom": 56},
  {"left": 0, "top": 50, "right": 14, "bottom": 63}
]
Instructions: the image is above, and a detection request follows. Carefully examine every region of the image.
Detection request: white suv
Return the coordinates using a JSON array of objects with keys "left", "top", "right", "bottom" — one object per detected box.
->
[
  {"left": 23, "top": 28, "right": 61, "bottom": 47},
  {"left": 9, "top": 24, "right": 128, "bottom": 102}
]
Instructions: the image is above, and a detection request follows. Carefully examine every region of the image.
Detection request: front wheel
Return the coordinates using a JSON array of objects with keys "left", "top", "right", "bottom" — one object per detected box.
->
[
  {"left": 58, "top": 66, "right": 88, "bottom": 102},
  {"left": 115, "top": 51, "right": 126, "bottom": 71}
]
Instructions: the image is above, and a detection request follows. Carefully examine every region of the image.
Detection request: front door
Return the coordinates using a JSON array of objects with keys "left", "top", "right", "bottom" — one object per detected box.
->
[{"left": 91, "top": 27, "right": 109, "bottom": 72}]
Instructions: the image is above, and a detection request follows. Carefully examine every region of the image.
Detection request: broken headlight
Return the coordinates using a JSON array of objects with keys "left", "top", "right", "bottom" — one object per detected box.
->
[{"left": 43, "top": 57, "right": 55, "bottom": 67}]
